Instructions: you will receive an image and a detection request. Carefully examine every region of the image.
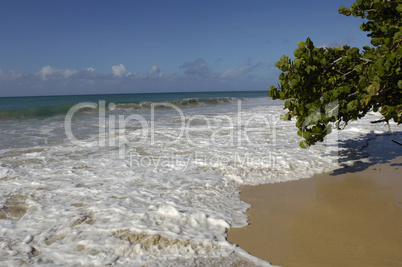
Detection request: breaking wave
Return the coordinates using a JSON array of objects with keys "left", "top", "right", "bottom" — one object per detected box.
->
[
  {"left": 0, "top": 97, "right": 241, "bottom": 120},
  {"left": 114, "top": 97, "right": 240, "bottom": 110}
]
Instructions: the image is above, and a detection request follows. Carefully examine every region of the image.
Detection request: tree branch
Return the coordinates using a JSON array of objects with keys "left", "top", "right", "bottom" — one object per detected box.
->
[
  {"left": 331, "top": 57, "right": 343, "bottom": 65},
  {"left": 392, "top": 140, "right": 402, "bottom": 146}
]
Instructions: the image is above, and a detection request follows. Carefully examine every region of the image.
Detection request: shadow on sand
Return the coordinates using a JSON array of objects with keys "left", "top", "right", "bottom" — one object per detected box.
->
[{"left": 330, "top": 131, "right": 402, "bottom": 176}]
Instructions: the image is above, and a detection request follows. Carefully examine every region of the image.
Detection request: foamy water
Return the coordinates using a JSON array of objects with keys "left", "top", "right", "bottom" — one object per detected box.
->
[{"left": 0, "top": 93, "right": 397, "bottom": 266}]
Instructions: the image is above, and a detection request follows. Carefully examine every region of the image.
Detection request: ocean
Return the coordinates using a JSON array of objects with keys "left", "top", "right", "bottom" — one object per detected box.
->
[{"left": 0, "top": 91, "right": 393, "bottom": 266}]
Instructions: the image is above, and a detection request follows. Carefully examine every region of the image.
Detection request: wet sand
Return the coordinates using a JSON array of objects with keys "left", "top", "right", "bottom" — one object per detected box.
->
[{"left": 227, "top": 156, "right": 402, "bottom": 267}]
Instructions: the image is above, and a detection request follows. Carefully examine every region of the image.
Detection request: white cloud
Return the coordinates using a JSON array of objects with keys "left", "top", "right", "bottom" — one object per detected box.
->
[
  {"left": 148, "top": 65, "right": 161, "bottom": 77},
  {"left": 112, "top": 64, "right": 126, "bottom": 77},
  {"left": 180, "top": 58, "right": 210, "bottom": 76},
  {"left": 0, "top": 59, "right": 267, "bottom": 97},
  {"left": 0, "top": 70, "right": 23, "bottom": 81},
  {"left": 319, "top": 40, "right": 346, "bottom": 48},
  {"left": 62, "top": 69, "right": 77, "bottom": 78},
  {"left": 221, "top": 68, "right": 245, "bottom": 79},
  {"left": 220, "top": 62, "right": 262, "bottom": 79},
  {"left": 36, "top": 65, "right": 77, "bottom": 80},
  {"left": 37, "top": 65, "right": 57, "bottom": 80}
]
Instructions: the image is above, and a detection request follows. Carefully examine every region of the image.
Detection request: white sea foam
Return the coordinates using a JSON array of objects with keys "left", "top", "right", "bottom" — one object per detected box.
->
[{"left": 0, "top": 96, "right": 398, "bottom": 266}]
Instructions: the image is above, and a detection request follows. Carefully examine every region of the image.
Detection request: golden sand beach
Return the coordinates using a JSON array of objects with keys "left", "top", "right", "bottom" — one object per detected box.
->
[{"left": 228, "top": 141, "right": 402, "bottom": 267}]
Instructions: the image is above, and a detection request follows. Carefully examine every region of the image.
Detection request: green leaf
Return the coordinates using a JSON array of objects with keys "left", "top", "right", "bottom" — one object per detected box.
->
[
  {"left": 294, "top": 49, "right": 303, "bottom": 58},
  {"left": 306, "top": 38, "right": 314, "bottom": 49},
  {"left": 339, "top": 5, "right": 351, "bottom": 16},
  {"left": 367, "top": 83, "right": 379, "bottom": 95},
  {"left": 347, "top": 100, "right": 358, "bottom": 110},
  {"left": 294, "top": 58, "right": 302, "bottom": 68},
  {"left": 299, "top": 140, "right": 309, "bottom": 149},
  {"left": 297, "top": 130, "right": 303, "bottom": 137},
  {"left": 297, "top": 41, "right": 305, "bottom": 48},
  {"left": 280, "top": 113, "right": 291, "bottom": 121},
  {"left": 312, "top": 126, "right": 323, "bottom": 133},
  {"left": 302, "top": 131, "right": 313, "bottom": 139},
  {"left": 354, "top": 64, "right": 363, "bottom": 73},
  {"left": 274, "top": 61, "right": 282, "bottom": 68}
]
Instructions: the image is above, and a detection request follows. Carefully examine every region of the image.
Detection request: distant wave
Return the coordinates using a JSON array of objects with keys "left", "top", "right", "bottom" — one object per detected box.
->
[
  {"left": 114, "top": 97, "right": 240, "bottom": 110},
  {"left": 0, "top": 104, "right": 76, "bottom": 120},
  {"left": 0, "top": 97, "right": 241, "bottom": 120}
]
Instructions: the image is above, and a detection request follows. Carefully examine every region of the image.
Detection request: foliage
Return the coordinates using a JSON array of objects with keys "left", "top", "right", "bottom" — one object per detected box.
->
[{"left": 268, "top": 0, "right": 402, "bottom": 148}]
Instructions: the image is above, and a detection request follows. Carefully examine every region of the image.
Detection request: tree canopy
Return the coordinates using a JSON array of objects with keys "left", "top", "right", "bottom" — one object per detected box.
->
[{"left": 268, "top": 0, "right": 402, "bottom": 148}]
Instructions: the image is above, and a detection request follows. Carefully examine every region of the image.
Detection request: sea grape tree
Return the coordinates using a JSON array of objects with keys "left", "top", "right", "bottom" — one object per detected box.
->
[{"left": 268, "top": 0, "right": 401, "bottom": 148}]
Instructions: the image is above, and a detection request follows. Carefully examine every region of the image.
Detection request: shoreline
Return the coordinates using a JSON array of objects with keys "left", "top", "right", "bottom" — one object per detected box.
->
[{"left": 227, "top": 135, "right": 402, "bottom": 267}]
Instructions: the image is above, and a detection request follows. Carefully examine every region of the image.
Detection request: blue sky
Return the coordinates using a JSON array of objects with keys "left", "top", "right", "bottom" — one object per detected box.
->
[{"left": 0, "top": 0, "right": 370, "bottom": 97}]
